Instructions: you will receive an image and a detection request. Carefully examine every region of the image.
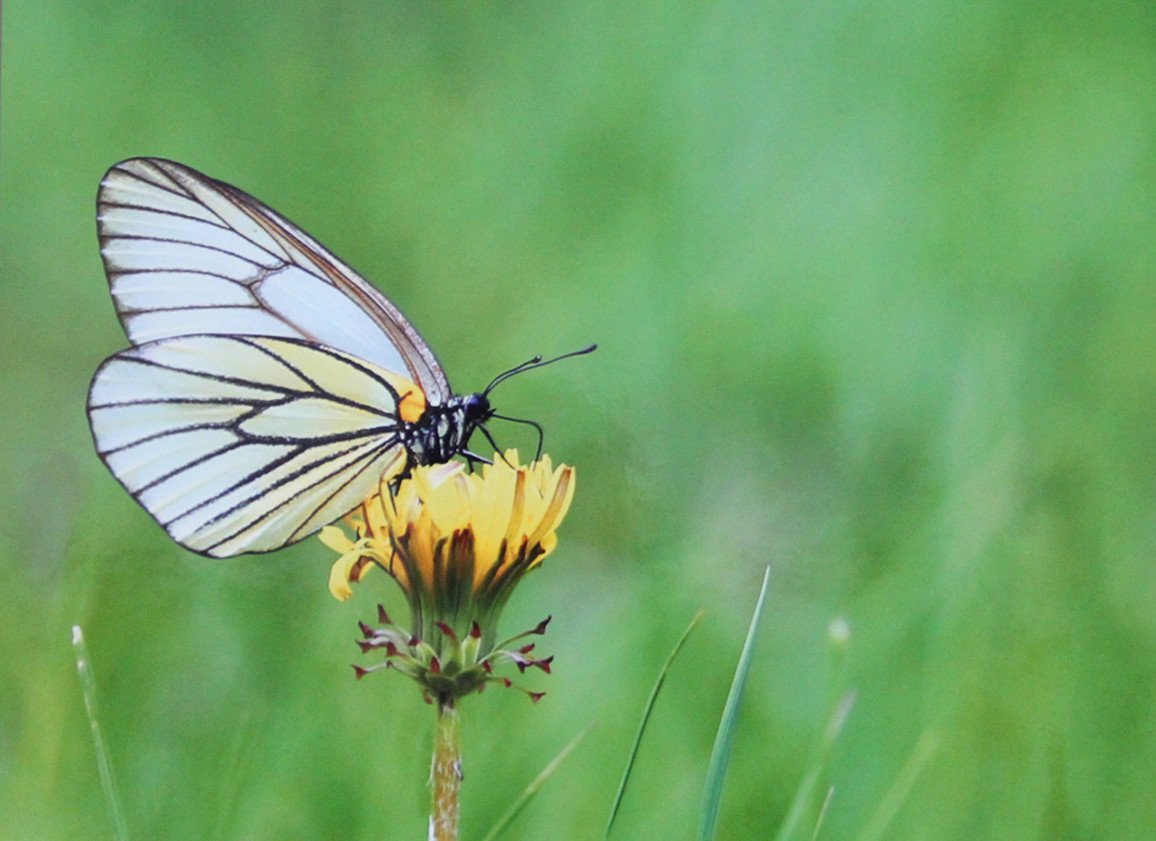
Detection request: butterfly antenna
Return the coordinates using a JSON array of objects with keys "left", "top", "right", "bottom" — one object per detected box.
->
[
  {"left": 483, "top": 344, "right": 597, "bottom": 396},
  {"left": 477, "top": 343, "right": 594, "bottom": 462}
]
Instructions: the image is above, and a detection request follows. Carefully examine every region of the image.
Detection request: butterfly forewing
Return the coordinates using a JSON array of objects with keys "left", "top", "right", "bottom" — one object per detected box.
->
[
  {"left": 97, "top": 158, "right": 450, "bottom": 404},
  {"left": 88, "top": 334, "right": 414, "bottom": 557}
]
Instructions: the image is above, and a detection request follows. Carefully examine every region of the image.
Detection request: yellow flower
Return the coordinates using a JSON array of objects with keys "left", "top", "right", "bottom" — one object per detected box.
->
[{"left": 321, "top": 450, "right": 574, "bottom": 702}]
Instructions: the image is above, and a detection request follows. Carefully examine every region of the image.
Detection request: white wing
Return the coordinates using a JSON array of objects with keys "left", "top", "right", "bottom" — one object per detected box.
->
[
  {"left": 88, "top": 334, "right": 415, "bottom": 557},
  {"left": 97, "top": 157, "right": 451, "bottom": 405}
]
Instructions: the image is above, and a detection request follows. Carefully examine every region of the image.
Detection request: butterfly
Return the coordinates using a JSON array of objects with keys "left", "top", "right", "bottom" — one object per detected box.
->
[{"left": 87, "top": 158, "right": 590, "bottom": 558}]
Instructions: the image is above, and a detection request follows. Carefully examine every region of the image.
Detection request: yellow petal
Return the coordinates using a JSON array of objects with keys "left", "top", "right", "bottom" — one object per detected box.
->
[
  {"left": 328, "top": 551, "right": 364, "bottom": 601},
  {"left": 319, "top": 525, "right": 354, "bottom": 554}
]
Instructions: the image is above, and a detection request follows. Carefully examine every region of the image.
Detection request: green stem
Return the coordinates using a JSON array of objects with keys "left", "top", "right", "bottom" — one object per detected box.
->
[{"left": 431, "top": 699, "right": 462, "bottom": 841}]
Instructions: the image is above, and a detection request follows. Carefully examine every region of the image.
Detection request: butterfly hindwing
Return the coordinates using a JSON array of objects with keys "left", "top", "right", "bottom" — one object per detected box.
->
[{"left": 87, "top": 334, "right": 415, "bottom": 557}]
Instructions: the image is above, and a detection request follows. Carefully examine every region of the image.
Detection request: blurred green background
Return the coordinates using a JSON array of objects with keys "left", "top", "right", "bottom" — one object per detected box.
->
[{"left": 4, "top": 2, "right": 1156, "bottom": 839}]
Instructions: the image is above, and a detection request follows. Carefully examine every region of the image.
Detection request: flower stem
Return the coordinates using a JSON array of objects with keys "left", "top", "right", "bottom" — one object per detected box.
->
[{"left": 431, "top": 699, "right": 462, "bottom": 841}]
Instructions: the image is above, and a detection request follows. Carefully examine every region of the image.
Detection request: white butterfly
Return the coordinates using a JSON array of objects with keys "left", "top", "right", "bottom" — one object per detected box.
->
[{"left": 87, "top": 158, "right": 504, "bottom": 558}]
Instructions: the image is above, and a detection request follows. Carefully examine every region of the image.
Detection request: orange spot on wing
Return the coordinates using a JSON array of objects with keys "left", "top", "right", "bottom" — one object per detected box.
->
[
  {"left": 396, "top": 386, "right": 427, "bottom": 424},
  {"left": 377, "top": 371, "right": 427, "bottom": 423}
]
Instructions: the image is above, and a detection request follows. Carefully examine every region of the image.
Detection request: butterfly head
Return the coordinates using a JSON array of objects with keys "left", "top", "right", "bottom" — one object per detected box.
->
[{"left": 459, "top": 392, "right": 495, "bottom": 443}]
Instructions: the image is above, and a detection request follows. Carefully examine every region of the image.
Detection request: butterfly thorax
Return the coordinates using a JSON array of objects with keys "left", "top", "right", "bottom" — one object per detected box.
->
[{"left": 405, "top": 393, "right": 493, "bottom": 465}]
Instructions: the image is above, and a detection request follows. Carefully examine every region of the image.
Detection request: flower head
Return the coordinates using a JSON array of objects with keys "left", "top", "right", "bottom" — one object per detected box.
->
[{"left": 320, "top": 450, "right": 574, "bottom": 702}]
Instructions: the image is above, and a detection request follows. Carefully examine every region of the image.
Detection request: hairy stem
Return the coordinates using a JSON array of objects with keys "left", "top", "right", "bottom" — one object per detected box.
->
[{"left": 430, "top": 700, "right": 462, "bottom": 841}]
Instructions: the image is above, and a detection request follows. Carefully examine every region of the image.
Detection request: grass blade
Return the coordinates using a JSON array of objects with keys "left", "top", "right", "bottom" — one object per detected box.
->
[
  {"left": 697, "top": 566, "right": 771, "bottom": 841},
  {"left": 479, "top": 721, "right": 595, "bottom": 841},
  {"left": 73, "top": 625, "right": 131, "bottom": 841},
  {"left": 854, "top": 730, "right": 939, "bottom": 841},
  {"left": 770, "top": 616, "right": 856, "bottom": 841},
  {"left": 605, "top": 610, "right": 705, "bottom": 838},
  {"left": 771, "top": 690, "right": 856, "bottom": 841}
]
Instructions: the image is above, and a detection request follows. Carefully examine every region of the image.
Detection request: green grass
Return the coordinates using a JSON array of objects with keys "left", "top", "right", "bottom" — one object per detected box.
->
[{"left": 5, "top": 2, "right": 1156, "bottom": 839}]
